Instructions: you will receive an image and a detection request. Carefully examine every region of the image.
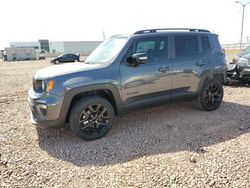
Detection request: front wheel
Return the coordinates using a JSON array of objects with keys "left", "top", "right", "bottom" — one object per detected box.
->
[
  {"left": 195, "top": 79, "right": 224, "bottom": 111},
  {"left": 69, "top": 96, "right": 115, "bottom": 140}
]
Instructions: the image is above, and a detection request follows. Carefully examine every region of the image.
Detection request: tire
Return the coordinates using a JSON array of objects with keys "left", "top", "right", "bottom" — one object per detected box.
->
[
  {"left": 74, "top": 59, "right": 79, "bottom": 62},
  {"left": 195, "top": 79, "right": 224, "bottom": 111},
  {"left": 54, "top": 60, "right": 60, "bottom": 64},
  {"left": 69, "top": 96, "right": 115, "bottom": 140}
]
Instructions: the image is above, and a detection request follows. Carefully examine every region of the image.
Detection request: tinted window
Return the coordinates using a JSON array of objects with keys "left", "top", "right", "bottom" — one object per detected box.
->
[
  {"left": 135, "top": 37, "right": 168, "bottom": 63},
  {"left": 136, "top": 41, "right": 155, "bottom": 53},
  {"left": 201, "top": 36, "right": 210, "bottom": 51},
  {"left": 175, "top": 35, "right": 199, "bottom": 58}
]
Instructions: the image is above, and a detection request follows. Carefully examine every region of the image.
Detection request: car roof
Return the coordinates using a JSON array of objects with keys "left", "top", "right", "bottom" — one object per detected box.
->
[
  {"left": 132, "top": 28, "right": 215, "bottom": 37},
  {"left": 134, "top": 28, "right": 210, "bottom": 34},
  {"left": 111, "top": 28, "right": 215, "bottom": 40},
  {"left": 112, "top": 28, "right": 216, "bottom": 38}
]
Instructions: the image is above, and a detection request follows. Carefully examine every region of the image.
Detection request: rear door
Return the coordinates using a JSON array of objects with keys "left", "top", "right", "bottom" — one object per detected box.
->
[
  {"left": 171, "top": 34, "right": 212, "bottom": 97},
  {"left": 120, "top": 35, "right": 172, "bottom": 108}
]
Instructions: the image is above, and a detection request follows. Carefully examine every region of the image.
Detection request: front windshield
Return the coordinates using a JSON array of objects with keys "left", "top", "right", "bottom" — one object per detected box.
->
[
  {"left": 239, "top": 46, "right": 250, "bottom": 57},
  {"left": 85, "top": 36, "right": 128, "bottom": 64}
]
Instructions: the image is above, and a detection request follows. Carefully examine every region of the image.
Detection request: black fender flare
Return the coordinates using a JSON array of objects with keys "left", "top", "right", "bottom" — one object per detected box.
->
[{"left": 58, "top": 83, "right": 123, "bottom": 125}]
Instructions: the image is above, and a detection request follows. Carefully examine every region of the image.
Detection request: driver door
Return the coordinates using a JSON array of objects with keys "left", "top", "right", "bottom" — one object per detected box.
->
[{"left": 120, "top": 36, "right": 172, "bottom": 108}]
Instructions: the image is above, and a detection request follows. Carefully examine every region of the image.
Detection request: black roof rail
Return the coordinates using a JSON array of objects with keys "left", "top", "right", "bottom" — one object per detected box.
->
[{"left": 134, "top": 28, "right": 210, "bottom": 34}]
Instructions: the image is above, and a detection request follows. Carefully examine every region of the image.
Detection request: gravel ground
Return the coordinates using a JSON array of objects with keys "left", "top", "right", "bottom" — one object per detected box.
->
[{"left": 0, "top": 60, "right": 249, "bottom": 187}]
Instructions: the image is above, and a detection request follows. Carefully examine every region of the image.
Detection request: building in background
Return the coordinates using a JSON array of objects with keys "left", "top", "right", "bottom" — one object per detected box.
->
[
  {"left": 50, "top": 41, "right": 101, "bottom": 55},
  {"left": 10, "top": 41, "right": 41, "bottom": 51},
  {"left": 9, "top": 40, "right": 102, "bottom": 55},
  {"left": 38, "top": 40, "right": 50, "bottom": 52},
  {"left": 0, "top": 50, "right": 4, "bottom": 60}
]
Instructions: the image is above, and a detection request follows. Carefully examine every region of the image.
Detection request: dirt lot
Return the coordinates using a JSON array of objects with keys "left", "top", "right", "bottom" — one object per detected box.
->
[{"left": 0, "top": 60, "right": 249, "bottom": 187}]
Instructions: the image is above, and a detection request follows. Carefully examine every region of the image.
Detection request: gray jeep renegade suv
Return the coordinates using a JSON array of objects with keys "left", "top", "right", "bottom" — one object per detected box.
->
[{"left": 28, "top": 28, "right": 227, "bottom": 140}]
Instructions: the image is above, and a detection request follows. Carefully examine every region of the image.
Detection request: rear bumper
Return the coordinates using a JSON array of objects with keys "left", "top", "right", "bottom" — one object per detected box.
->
[{"left": 28, "top": 89, "right": 65, "bottom": 128}]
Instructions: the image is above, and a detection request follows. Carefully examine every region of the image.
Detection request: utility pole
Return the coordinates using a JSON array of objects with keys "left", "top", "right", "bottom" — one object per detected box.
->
[
  {"left": 235, "top": 1, "right": 250, "bottom": 51},
  {"left": 103, "top": 30, "right": 106, "bottom": 41}
]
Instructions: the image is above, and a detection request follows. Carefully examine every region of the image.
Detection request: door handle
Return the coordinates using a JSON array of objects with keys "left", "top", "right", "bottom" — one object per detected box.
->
[
  {"left": 158, "top": 66, "right": 170, "bottom": 73},
  {"left": 196, "top": 60, "right": 206, "bottom": 66}
]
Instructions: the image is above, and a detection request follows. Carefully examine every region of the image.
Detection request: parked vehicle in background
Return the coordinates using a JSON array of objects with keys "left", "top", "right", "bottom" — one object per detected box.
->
[
  {"left": 5, "top": 47, "right": 36, "bottom": 61},
  {"left": 232, "top": 46, "right": 250, "bottom": 64},
  {"left": 227, "top": 46, "right": 250, "bottom": 83},
  {"left": 3, "top": 55, "right": 7, "bottom": 61},
  {"left": 28, "top": 28, "right": 226, "bottom": 141},
  {"left": 50, "top": 53, "right": 80, "bottom": 64},
  {"left": 38, "top": 54, "right": 46, "bottom": 60}
]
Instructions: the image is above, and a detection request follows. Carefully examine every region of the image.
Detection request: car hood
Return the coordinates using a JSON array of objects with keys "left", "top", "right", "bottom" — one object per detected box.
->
[
  {"left": 51, "top": 57, "right": 58, "bottom": 60},
  {"left": 34, "top": 63, "right": 101, "bottom": 80}
]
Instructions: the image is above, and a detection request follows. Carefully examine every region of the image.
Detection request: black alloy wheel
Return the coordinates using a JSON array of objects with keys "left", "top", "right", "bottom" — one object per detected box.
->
[
  {"left": 70, "top": 96, "right": 114, "bottom": 140},
  {"left": 196, "top": 79, "right": 224, "bottom": 111},
  {"left": 79, "top": 104, "right": 110, "bottom": 136}
]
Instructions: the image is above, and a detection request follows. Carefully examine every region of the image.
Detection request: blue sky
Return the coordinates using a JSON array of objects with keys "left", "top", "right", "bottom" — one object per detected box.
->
[{"left": 0, "top": 0, "right": 250, "bottom": 49}]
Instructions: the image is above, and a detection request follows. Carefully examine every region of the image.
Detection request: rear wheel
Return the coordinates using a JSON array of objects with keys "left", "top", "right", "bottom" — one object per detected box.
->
[
  {"left": 195, "top": 79, "right": 223, "bottom": 111},
  {"left": 69, "top": 96, "right": 115, "bottom": 140}
]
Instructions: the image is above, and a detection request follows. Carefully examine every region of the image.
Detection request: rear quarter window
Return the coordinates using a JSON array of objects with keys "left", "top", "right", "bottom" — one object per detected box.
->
[{"left": 201, "top": 36, "right": 211, "bottom": 52}]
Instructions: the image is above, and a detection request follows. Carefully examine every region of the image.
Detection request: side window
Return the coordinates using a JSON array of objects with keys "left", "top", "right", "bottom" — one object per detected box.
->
[
  {"left": 135, "top": 37, "right": 168, "bottom": 63},
  {"left": 136, "top": 41, "right": 155, "bottom": 53},
  {"left": 201, "top": 36, "right": 210, "bottom": 52},
  {"left": 175, "top": 35, "right": 199, "bottom": 58},
  {"left": 159, "top": 41, "right": 165, "bottom": 50}
]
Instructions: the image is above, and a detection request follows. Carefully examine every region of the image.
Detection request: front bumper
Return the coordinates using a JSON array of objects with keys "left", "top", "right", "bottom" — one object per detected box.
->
[
  {"left": 239, "top": 68, "right": 250, "bottom": 79},
  {"left": 227, "top": 64, "right": 250, "bottom": 81},
  {"left": 28, "top": 89, "right": 65, "bottom": 128}
]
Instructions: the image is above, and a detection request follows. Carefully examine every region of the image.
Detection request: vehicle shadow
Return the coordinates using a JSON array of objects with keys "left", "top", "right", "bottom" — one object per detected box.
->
[{"left": 37, "top": 101, "right": 250, "bottom": 167}]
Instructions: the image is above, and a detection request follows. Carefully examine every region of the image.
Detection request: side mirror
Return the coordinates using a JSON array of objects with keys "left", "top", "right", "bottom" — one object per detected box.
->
[{"left": 127, "top": 53, "right": 147, "bottom": 66}]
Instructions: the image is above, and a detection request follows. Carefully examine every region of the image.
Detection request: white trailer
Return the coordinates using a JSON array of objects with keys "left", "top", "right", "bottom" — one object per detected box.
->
[{"left": 5, "top": 47, "right": 36, "bottom": 61}]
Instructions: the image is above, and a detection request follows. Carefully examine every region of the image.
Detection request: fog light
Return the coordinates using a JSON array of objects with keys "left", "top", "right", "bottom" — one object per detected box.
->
[{"left": 36, "top": 104, "right": 47, "bottom": 117}]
